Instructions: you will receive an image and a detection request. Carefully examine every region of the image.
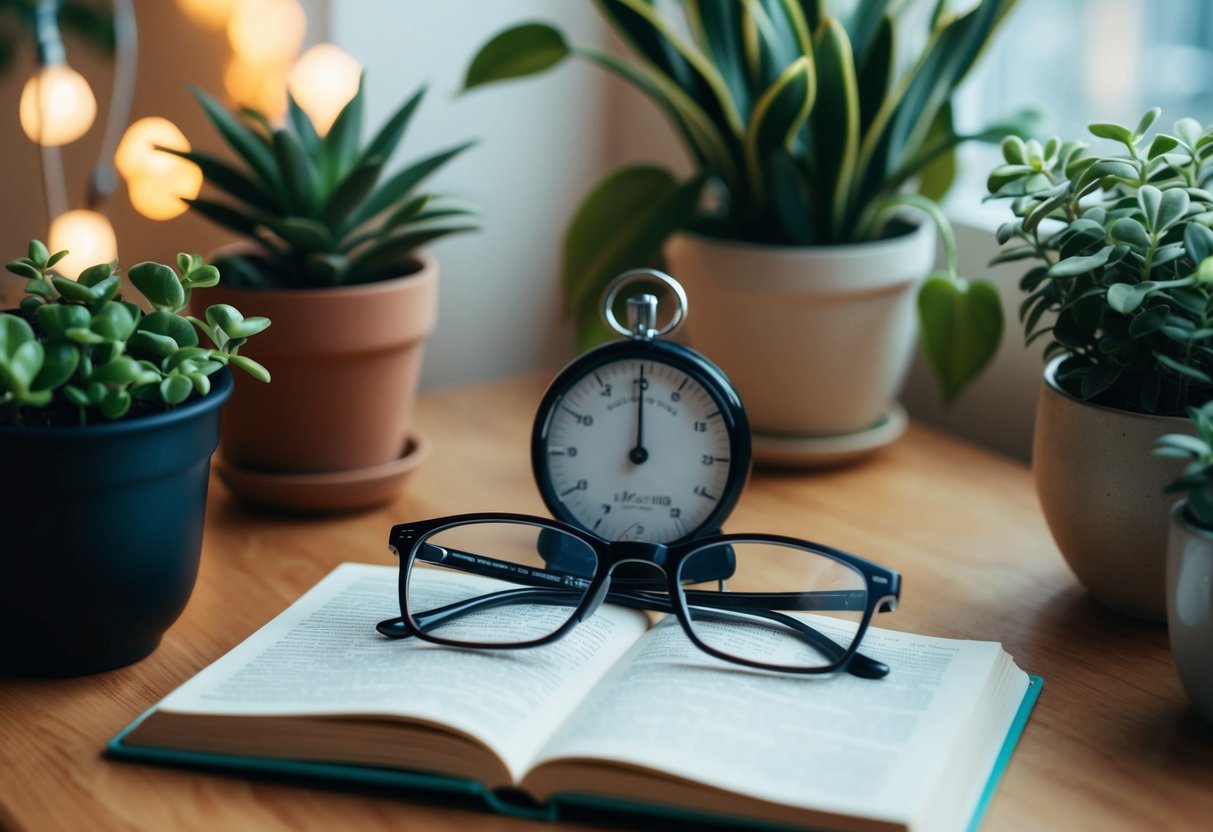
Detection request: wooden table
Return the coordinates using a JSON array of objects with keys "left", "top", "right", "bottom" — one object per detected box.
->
[{"left": 2, "top": 374, "right": 1211, "bottom": 831}]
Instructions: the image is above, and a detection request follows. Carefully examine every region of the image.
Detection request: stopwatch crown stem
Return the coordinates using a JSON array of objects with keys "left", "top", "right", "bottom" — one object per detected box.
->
[{"left": 627, "top": 294, "right": 659, "bottom": 340}]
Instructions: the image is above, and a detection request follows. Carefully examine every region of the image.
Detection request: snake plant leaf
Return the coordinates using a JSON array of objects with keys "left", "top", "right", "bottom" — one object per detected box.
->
[
  {"left": 345, "top": 224, "right": 478, "bottom": 281},
  {"left": 856, "top": 13, "right": 892, "bottom": 134},
  {"left": 914, "top": 104, "right": 956, "bottom": 203},
  {"left": 362, "top": 86, "right": 426, "bottom": 168},
  {"left": 286, "top": 91, "right": 322, "bottom": 162},
  {"left": 273, "top": 128, "right": 319, "bottom": 217},
  {"left": 160, "top": 148, "right": 279, "bottom": 213},
  {"left": 562, "top": 165, "right": 707, "bottom": 349},
  {"left": 32, "top": 338, "right": 78, "bottom": 391},
  {"left": 345, "top": 142, "right": 476, "bottom": 231},
  {"left": 129, "top": 261, "right": 186, "bottom": 311},
  {"left": 464, "top": 23, "right": 571, "bottom": 89},
  {"left": 844, "top": 0, "right": 894, "bottom": 69},
  {"left": 321, "top": 157, "right": 384, "bottom": 228},
  {"left": 744, "top": 56, "right": 815, "bottom": 212},
  {"left": 917, "top": 273, "right": 1004, "bottom": 403},
  {"left": 809, "top": 17, "right": 859, "bottom": 239},
  {"left": 596, "top": 0, "right": 743, "bottom": 140},
  {"left": 685, "top": 0, "right": 750, "bottom": 115},
  {"left": 323, "top": 73, "right": 365, "bottom": 184},
  {"left": 765, "top": 147, "right": 814, "bottom": 244},
  {"left": 189, "top": 86, "right": 282, "bottom": 194}
]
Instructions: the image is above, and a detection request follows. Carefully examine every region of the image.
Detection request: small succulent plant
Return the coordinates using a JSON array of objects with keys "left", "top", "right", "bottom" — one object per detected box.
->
[
  {"left": 1156, "top": 402, "right": 1213, "bottom": 530},
  {"left": 1, "top": 240, "right": 270, "bottom": 426},
  {"left": 987, "top": 108, "right": 1213, "bottom": 415},
  {"left": 175, "top": 79, "right": 478, "bottom": 289}
]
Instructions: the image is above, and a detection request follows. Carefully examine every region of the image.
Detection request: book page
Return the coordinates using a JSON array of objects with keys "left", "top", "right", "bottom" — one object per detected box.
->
[
  {"left": 527, "top": 616, "right": 1028, "bottom": 825},
  {"left": 153, "top": 563, "right": 650, "bottom": 781}
]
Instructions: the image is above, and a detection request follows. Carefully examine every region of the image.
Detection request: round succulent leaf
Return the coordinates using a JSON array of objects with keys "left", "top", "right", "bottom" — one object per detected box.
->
[
  {"left": 128, "top": 261, "right": 186, "bottom": 310},
  {"left": 1175, "top": 118, "right": 1202, "bottom": 148},
  {"left": 177, "top": 253, "right": 203, "bottom": 275},
  {"left": 7, "top": 259, "right": 42, "bottom": 280},
  {"left": 1133, "top": 108, "right": 1162, "bottom": 139},
  {"left": 137, "top": 309, "right": 199, "bottom": 348},
  {"left": 1109, "top": 217, "right": 1150, "bottom": 249},
  {"left": 0, "top": 314, "right": 36, "bottom": 356},
  {"left": 1156, "top": 188, "right": 1191, "bottom": 233},
  {"left": 100, "top": 388, "right": 132, "bottom": 420},
  {"left": 1088, "top": 121, "right": 1133, "bottom": 145},
  {"left": 64, "top": 385, "right": 90, "bottom": 407},
  {"left": 77, "top": 262, "right": 115, "bottom": 288},
  {"left": 159, "top": 374, "right": 194, "bottom": 405},
  {"left": 1128, "top": 304, "right": 1171, "bottom": 338},
  {"left": 90, "top": 301, "right": 137, "bottom": 341},
  {"left": 24, "top": 278, "right": 54, "bottom": 297},
  {"left": 66, "top": 327, "right": 106, "bottom": 345},
  {"left": 1147, "top": 134, "right": 1180, "bottom": 159},
  {"left": 998, "top": 136, "right": 1027, "bottom": 164},
  {"left": 182, "top": 264, "right": 220, "bottom": 289},
  {"left": 32, "top": 338, "right": 79, "bottom": 391},
  {"left": 205, "top": 304, "right": 270, "bottom": 339},
  {"left": 189, "top": 372, "right": 211, "bottom": 396},
  {"left": 51, "top": 275, "right": 100, "bottom": 304},
  {"left": 128, "top": 330, "right": 178, "bottom": 358},
  {"left": 84, "top": 381, "right": 107, "bottom": 403},
  {"left": 229, "top": 353, "right": 270, "bottom": 382},
  {"left": 88, "top": 355, "right": 141, "bottom": 385},
  {"left": 28, "top": 240, "right": 50, "bottom": 267}
]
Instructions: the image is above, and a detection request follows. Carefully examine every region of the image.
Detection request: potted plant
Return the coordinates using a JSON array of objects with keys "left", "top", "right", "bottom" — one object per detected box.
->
[
  {"left": 987, "top": 108, "right": 1213, "bottom": 619},
  {"left": 462, "top": 0, "right": 1030, "bottom": 458},
  {"left": 174, "top": 77, "right": 478, "bottom": 511},
  {"left": 1155, "top": 406, "right": 1213, "bottom": 723},
  {"left": 0, "top": 240, "right": 269, "bottom": 675}
]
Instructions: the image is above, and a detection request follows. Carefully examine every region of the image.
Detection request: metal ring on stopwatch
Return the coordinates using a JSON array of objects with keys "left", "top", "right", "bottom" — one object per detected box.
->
[{"left": 602, "top": 268, "right": 689, "bottom": 339}]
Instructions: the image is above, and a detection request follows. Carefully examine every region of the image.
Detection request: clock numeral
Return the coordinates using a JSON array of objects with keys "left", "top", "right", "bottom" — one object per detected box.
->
[
  {"left": 693, "top": 421, "right": 707, "bottom": 432},
  {"left": 693, "top": 486, "right": 718, "bottom": 501},
  {"left": 567, "top": 447, "right": 578, "bottom": 457},
  {"left": 635, "top": 377, "right": 649, "bottom": 392},
  {"left": 701, "top": 454, "right": 714, "bottom": 466},
  {"left": 670, "top": 391, "right": 681, "bottom": 402},
  {"left": 669, "top": 508, "right": 681, "bottom": 518},
  {"left": 560, "top": 479, "right": 589, "bottom": 497},
  {"left": 600, "top": 384, "right": 612, "bottom": 397},
  {"left": 577, "top": 414, "right": 594, "bottom": 426}
]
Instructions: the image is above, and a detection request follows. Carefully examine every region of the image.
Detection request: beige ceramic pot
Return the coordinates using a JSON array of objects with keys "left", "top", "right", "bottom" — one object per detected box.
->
[
  {"left": 203, "top": 251, "right": 437, "bottom": 511},
  {"left": 1033, "top": 355, "right": 1188, "bottom": 620},
  {"left": 664, "top": 223, "right": 935, "bottom": 442}
]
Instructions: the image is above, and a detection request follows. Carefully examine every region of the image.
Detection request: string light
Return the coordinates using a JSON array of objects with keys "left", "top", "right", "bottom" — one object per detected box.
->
[
  {"left": 47, "top": 210, "right": 118, "bottom": 279},
  {"left": 287, "top": 44, "right": 362, "bottom": 136},
  {"left": 19, "top": 64, "right": 97, "bottom": 146},
  {"left": 115, "top": 117, "right": 188, "bottom": 179},
  {"left": 227, "top": 0, "right": 306, "bottom": 67},
  {"left": 176, "top": 0, "right": 239, "bottom": 30},
  {"left": 223, "top": 55, "right": 290, "bottom": 121}
]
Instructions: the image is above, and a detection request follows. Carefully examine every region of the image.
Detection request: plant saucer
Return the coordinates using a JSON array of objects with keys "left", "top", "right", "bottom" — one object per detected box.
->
[
  {"left": 215, "top": 430, "right": 430, "bottom": 513},
  {"left": 750, "top": 404, "right": 907, "bottom": 469}
]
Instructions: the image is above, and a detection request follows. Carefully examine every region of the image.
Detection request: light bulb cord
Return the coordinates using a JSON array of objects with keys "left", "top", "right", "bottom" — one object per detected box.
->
[{"left": 87, "top": 0, "right": 137, "bottom": 211}]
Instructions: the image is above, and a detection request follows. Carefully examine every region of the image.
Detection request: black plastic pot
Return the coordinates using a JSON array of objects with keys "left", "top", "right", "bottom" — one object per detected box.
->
[{"left": 0, "top": 370, "right": 232, "bottom": 676}]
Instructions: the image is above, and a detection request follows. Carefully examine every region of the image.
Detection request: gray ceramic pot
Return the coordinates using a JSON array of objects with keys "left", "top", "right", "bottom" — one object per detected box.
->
[{"left": 1166, "top": 500, "right": 1213, "bottom": 723}]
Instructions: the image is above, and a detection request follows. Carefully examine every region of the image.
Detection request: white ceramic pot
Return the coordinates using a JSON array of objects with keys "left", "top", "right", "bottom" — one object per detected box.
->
[
  {"left": 1167, "top": 500, "right": 1213, "bottom": 723},
  {"left": 1032, "top": 356, "right": 1188, "bottom": 620},
  {"left": 664, "top": 223, "right": 935, "bottom": 439}
]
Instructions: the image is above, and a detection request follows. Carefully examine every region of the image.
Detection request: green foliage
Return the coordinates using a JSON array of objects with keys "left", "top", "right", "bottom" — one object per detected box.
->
[
  {"left": 180, "top": 79, "right": 479, "bottom": 288},
  {"left": 988, "top": 109, "right": 1213, "bottom": 415},
  {"left": 1156, "top": 402, "right": 1213, "bottom": 530},
  {"left": 1, "top": 241, "right": 270, "bottom": 426},
  {"left": 465, "top": 0, "right": 1032, "bottom": 401}
]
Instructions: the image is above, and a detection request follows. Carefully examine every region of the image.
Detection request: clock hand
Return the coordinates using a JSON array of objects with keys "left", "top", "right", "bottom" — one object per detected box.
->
[{"left": 629, "top": 365, "right": 648, "bottom": 464}]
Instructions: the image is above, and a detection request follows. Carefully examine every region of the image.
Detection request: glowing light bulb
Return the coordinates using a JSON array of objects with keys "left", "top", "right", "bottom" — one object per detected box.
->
[
  {"left": 115, "top": 117, "right": 190, "bottom": 180},
  {"left": 228, "top": 0, "right": 306, "bottom": 67},
  {"left": 224, "top": 56, "right": 289, "bottom": 121},
  {"left": 47, "top": 211, "right": 117, "bottom": 279},
  {"left": 127, "top": 163, "right": 203, "bottom": 221},
  {"left": 19, "top": 64, "right": 97, "bottom": 146},
  {"left": 177, "top": 0, "right": 239, "bottom": 30},
  {"left": 287, "top": 44, "right": 362, "bottom": 136}
]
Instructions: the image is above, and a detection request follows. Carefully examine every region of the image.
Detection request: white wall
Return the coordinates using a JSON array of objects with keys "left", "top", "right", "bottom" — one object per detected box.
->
[{"left": 325, "top": 0, "right": 613, "bottom": 391}]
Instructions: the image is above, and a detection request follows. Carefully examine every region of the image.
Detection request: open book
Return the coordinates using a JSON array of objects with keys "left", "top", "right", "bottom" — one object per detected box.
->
[{"left": 109, "top": 563, "right": 1040, "bottom": 832}]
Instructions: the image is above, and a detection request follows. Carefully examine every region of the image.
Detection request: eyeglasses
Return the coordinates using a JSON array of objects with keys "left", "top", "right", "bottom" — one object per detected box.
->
[{"left": 376, "top": 513, "right": 901, "bottom": 678}]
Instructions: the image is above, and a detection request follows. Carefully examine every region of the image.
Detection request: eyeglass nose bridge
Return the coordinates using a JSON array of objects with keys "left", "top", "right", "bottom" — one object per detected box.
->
[{"left": 578, "top": 556, "right": 669, "bottom": 622}]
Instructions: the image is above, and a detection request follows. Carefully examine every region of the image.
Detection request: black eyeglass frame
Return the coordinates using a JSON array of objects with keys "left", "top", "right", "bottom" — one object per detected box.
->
[{"left": 377, "top": 512, "right": 901, "bottom": 678}]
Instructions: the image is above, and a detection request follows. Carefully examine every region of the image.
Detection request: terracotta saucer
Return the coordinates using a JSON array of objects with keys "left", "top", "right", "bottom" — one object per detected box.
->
[
  {"left": 215, "top": 431, "right": 430, "bottom": 513},
  {"left": 751, "top": 404, "right": 908, "bottom": 469}
]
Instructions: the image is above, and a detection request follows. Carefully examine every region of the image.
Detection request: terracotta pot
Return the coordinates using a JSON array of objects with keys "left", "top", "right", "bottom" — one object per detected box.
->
[
  {"left": 664, "top": 223, "right": 935, "bottom": 440},
  {"left": 203, "top": 252, "right": 437, "bottom": 511},
  {"left": 1032, "top": 356, "right": 1188, "bottom": 620},
  {"left": 1166, "top": 500, "right": 1213, "bottom": 723}
]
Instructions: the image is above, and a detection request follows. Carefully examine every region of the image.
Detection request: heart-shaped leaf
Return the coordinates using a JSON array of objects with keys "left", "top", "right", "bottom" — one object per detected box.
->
[
  {"left": 917, "top": 274, "right": 1004, "bottom": 404},
  {"left": 129, "top": 261, "right": 186, "bottom": 311}
]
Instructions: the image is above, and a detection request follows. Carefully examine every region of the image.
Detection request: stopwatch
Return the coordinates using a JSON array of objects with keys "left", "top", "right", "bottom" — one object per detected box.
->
[{"left": 531, "top": 269, "right": 751, "bottom": 545}]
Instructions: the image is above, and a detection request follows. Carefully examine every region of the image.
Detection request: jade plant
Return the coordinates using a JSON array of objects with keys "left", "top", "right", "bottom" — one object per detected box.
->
[
  {"left": 173, "top": 78, "right": 478, "bottom": 288},
  {"left": 1155, "top": 402, "right": 1213, "bottom": 529},
  {"left": 1, "top": 240, "right": 269, "bottom": 426},
  {"left": 988, "top": 108, "right": 1213, "bottom": 415},
  {"left": 463, "top": 0, "right": 1035, "bottom": 399}
]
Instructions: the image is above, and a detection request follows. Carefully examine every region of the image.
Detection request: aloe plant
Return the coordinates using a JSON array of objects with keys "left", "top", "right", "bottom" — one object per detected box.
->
[
  {"left": 988, "top": 109, "right": 1213, "bottom": 415},
  {"left": 2, "top": 240, "right": 270, "bottom": 426},
  {"left": 464, "top": 0, "right": 1034, "bottom": 400},
  {"left": 174, "top": 79, "right": 479, "bottom": 289}
]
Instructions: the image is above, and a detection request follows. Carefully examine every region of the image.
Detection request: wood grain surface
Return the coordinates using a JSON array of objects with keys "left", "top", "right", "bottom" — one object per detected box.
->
[{"left": 2, "top": 373, "right": 1211, "bottom": 831}]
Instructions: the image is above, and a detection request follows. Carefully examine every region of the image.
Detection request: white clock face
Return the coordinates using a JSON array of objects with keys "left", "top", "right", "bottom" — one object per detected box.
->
[{"left": 540, "top": 357, "right": 736, "bottom": 543}]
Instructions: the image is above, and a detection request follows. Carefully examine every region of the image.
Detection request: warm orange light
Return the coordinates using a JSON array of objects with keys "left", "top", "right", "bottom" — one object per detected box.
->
[
  {"left": 115, "top": 117, "right": 190, "bottom": 180},
  {"left": 19, "top": 64, "right": 97, "bottom": 146},
  {"left": 228, "top": 0, "right": 306, "bottom": 67},
  {"left": 176, "top": 0, "right": 239, "bottom": 30},
  {"left": 127, "top": 162, "right": 203, "bottom": 221},
  {"left": 287, "top": 44, "right": 362, "bottom": 136},
  {"left": 224, "top": 56, "right": 290, "bottom": 121},
  {"left": 47, "top": 210, "right": 117, "bottom": 279}
]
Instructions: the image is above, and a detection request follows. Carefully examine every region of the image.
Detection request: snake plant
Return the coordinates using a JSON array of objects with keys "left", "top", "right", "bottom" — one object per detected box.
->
[
  {"left": 174, "top": 79, "right": 479, "bottom": 289},
  {"left": 2, "top": 241, "right": 270, "bottom": 426},
  {"left": 465, "top": 0, "right": 1035, "bottom": 401}
]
